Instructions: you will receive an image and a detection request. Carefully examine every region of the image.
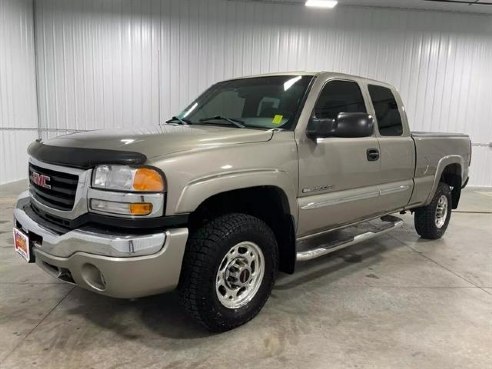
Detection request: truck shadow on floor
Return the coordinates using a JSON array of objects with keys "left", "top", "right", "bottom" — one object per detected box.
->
[
  {"left": 64, "top": 235, "right": 412, "bottom": 341},
  {"left": 65, "top": 289, "right": 215, "bottom": 341},
  {"left": 274, "top": 234, "right": 406, "bottom": 291}
]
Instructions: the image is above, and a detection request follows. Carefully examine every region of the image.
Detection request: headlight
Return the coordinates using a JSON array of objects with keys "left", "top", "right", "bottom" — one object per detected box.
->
[{"left": 92, "top": 165, "right": 165, "bottom": 192}]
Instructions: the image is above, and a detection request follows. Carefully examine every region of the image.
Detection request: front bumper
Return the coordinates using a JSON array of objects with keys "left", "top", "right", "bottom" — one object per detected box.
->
[{"left": 14, "top": 193, "right": 188, "bottom": 298}]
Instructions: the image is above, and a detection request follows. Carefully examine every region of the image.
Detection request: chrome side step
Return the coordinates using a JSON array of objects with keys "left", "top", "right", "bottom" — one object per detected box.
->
[{"left": 296, "top": 215, "right": 404, "bottom": 262}]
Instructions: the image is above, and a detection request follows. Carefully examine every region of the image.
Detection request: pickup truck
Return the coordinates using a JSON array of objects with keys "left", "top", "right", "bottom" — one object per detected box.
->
[{"left": 13, "top": 72, "right": 471, "bottom": 332}]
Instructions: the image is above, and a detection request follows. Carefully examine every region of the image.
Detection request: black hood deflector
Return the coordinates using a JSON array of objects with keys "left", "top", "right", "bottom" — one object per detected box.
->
[{"left": 28, "top": 140, "right": 147, "bottom": 169}]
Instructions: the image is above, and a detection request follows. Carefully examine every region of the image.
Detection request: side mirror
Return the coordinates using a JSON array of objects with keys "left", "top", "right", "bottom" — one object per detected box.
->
[
  {"left": 335, "top": 112, "right": 374, "bottom": 138},
  {"left": 306, "top": 118, "right": 337, "bottom": 139},
  {"left": 306, "top": 112, "right": 374, "bottom": 139}
]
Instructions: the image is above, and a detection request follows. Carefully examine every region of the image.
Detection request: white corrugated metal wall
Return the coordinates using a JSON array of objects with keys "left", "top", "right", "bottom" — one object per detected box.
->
[
  {"left": 3, "top": 0, "right": 492, "bottom": 186},
  {"left": 0, "top": 0, "right": 38, "bottom": 185},
  {"left": 33, "top": 0, "right": 492, "bottom": 186}
]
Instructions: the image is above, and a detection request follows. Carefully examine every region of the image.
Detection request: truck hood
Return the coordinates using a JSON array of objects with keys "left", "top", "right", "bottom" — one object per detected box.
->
[{"left": 44, "top": 125, "right": 274, "bottom": 160}]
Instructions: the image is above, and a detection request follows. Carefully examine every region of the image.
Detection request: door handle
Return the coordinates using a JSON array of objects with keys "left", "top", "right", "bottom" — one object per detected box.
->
[{"left": 367, "top": 148, "right": 380, "bottom": 161}]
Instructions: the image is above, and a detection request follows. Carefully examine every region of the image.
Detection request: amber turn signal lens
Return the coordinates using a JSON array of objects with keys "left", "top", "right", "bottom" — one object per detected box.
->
[
  {"left": 133, "top": 168, "right": 164, "bottom": 192},
  {"left": 129, "top": 203, "right": 153, "bottom": 215}
]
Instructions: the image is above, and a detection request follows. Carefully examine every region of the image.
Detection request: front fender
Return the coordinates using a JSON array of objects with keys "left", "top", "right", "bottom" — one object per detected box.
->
[{"left": 174, "top": 169, "right": 298, "bottom": 224}]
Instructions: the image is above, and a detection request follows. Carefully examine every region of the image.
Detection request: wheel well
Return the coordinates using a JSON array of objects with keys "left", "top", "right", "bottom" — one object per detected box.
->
[
  {"left": 188, "top": 186, "right": 296, "bottom": 274},
  {"left": 440, "top": 163, "right": 462, "bottom": 209}
]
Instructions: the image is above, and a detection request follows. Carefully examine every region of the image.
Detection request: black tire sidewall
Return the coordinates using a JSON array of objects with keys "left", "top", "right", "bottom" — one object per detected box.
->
[
  {"left": 210, "top": 225, "right": 276, "bottom": 323},
  {"left": 432, "top": 183, "right": 452, "bottom": 236},
  {"left": 415, "top": 182, "right": 452, "bottom": 239},
  {"left": 187, "top": 214, "right": 278, "bottom": 330}
]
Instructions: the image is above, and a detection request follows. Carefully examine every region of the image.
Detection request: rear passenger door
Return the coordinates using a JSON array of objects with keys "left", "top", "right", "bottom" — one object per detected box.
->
[{"left": 367, "top": 84, "right": 414, "bottom": 212}]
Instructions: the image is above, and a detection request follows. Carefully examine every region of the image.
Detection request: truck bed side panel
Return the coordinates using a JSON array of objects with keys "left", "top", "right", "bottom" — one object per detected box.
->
[{"left": 408, "top": 132, "right": 471, "bottom": 208}]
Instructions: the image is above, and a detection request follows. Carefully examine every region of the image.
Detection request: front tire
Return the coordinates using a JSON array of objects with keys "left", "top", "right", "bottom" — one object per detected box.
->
[
  {"left": 178, "top": 213, "right": 278, "bottom": 332},
  {"left": 414, "top": 182, "right": 452, "bottom": 240}
]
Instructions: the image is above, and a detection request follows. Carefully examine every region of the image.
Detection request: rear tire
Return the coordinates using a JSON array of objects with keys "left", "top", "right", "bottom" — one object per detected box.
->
[
  {"left": 414, "top": 182, "right": 452, "bottom": 240},
  {"left": 178, "top": 213, "right": 278, "bottom": 332}
]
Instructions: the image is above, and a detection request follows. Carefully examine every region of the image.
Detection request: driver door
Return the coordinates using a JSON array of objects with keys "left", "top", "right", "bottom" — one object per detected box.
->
[{"left": 296, "top": 79, "right": 382, "bottom": 237}]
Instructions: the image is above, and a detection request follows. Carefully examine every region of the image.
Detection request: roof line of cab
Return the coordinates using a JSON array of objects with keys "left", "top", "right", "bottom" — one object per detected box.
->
[{"left": 219, "top": 71, "right": 395, "bottom": 89}]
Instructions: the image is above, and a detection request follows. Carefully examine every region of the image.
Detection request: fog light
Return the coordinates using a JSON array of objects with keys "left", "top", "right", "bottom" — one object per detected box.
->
[{"left": 90, "top": 199, "right": 153, "bottom": 216}]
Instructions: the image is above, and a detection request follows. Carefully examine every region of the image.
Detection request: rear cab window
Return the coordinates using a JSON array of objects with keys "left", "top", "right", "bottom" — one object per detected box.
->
[{"left": 368, "top": 85, "right": 403, "bottom": 136}]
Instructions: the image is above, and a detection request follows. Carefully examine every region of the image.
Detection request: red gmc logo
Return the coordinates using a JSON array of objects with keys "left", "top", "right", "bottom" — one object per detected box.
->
[{"left": 31, "top": 172, "right": 51, "bottom": 189}]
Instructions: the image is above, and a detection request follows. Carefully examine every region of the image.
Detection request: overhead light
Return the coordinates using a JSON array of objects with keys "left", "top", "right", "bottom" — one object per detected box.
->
[{"left": 305, "top": 0, "right": 338, "bottom": 9}]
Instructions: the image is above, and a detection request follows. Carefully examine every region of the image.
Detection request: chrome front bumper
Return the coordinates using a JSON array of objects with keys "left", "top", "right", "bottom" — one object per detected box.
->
[{"left": 14, "top": 193, "right": 189, "bottom": 298}]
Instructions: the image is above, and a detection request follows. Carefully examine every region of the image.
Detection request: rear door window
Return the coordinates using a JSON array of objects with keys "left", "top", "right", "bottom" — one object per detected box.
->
[{"left": 368, "top": 85, "right": 403, "bottom": 136}]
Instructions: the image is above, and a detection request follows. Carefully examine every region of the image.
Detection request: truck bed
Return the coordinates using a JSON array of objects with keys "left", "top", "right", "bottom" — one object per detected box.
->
[
  {"left": 411, "top": 131, "right": 470, "bottom": 138},
  {"left": 408, "top": 131, "right": 471, "bottom": 208}
]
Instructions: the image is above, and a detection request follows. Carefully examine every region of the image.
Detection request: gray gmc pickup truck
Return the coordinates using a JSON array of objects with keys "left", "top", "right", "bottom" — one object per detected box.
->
[{"left": 13, "top": 72, "right": 471, "bottom": 331}]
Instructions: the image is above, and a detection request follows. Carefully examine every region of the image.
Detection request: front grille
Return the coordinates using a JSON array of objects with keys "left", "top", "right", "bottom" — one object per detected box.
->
[{"left": 29, "top": 163, "right": 78, "bottom": 211}]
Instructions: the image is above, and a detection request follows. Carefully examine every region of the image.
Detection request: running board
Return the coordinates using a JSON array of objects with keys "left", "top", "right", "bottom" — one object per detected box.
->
[{"left": 296, "top": 215, "right": 404, "bottom": 262}]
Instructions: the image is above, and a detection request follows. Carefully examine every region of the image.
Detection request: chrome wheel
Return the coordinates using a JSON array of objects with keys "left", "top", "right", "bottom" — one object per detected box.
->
[
  {"left": 435, "top": 195, "right": 448, "bottom": 228},
  {"left": 216, "top": 241, "right": 265, "bottom": 309}
]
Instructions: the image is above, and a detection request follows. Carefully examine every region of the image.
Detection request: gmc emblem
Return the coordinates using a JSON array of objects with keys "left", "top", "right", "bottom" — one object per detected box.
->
[{"left": 31, "top": 171, "right": 51, "bottom": 189}]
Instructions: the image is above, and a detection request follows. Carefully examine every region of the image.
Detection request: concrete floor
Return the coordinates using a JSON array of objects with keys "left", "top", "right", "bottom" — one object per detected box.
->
[{"left": 1, "top": 181, "right": 491, "bottom": 369}]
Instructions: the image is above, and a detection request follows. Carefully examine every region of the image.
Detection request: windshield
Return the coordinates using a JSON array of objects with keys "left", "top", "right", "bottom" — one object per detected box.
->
[{"left": 177, "top": 75, "right": 313, "bottom": 130}]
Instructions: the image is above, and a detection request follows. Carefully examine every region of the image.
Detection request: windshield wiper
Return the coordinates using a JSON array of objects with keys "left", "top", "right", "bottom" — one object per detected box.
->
[
  {"left": 165, "top": 116, "right": 191, "bottom": 125},
  {"left": 199, "top": 116, "right": 245, "bottom": 128}
]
